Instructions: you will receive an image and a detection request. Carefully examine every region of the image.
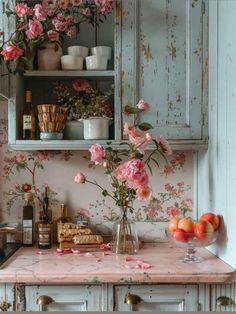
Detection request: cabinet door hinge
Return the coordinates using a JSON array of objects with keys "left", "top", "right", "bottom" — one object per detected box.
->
[{"left": 202, "top": 1, "right": 205, "bottom": 15}]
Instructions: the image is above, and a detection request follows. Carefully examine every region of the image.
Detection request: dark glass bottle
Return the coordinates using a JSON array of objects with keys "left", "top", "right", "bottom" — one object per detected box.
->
[
  {"left": 22, "top": 192, "right": 34, "bottom": 246},
  {"left": 38, "top": 187, "right": 52, "bottom": 249},
  {"left": 56, "top": 204, "right": 71, "bottom": 243},
  {"left": 23, "top": 90, "right": 35, "bottom": 140}
]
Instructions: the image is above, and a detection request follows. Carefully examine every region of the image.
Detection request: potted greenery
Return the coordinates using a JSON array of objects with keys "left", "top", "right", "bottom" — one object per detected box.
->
[{"left": 53, "top": 79, "right": 113, "bottom": 140}]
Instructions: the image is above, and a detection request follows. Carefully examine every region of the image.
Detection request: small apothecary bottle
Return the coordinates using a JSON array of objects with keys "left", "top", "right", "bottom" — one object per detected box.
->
[
  {"left": 38, "top": 214, "right": 52, "bottom": 250},
  {"left": 56, "top": 204, "right": 71, "bottom": 243}
]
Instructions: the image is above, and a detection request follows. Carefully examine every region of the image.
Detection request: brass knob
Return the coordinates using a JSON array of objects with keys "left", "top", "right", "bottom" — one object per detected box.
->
[
  {"left": 124, "top": 293, "right": 142, "bottom": 305},
  {"left": 36, "top": 295, "right": 54, "bottom": 306},
  {"left": 216, "top": 296, "right": 234, "bottom": 306}
]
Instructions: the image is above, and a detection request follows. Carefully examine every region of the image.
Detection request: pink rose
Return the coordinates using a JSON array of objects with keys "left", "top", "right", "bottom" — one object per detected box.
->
[
  {"left": 89, "top": 144, "right": 105, "bottom": 165},
  {"left": 15, "top": 3, "right": 32, "bottom": 18},
  {"left": 136, "top": 186, "right": 152, "bottom": 201},
  {"left": 72, "top": 79, "right": 91, "bottom": 92},
  {"left": 113, "top": 164, "right": 126, "bottom": 181},
  {"left": 78, "top": 208, "right": 90, "bottom": 217},
  {"left": 74, "top": 172, "right": 86, "bottom": 184},
  {"left": 82, "top": 8, "right": 92, "bottom": 17},
  {"left": 163, "top": 164, "right": 173, "bottom": 175},
  {"left": 156, "top": 136, "right": 172, "bottom": 156},
  {"left": 15, "top": 152, "right": 26, "bottom": 163},
  {"left": 137, "top": 99, "right": 150, "bottom": 112},
  {"left": 42, "top": 0, "right": 57, "bottom": 15},
  {"left": 71, "top": 0, "right": 83, "bottom": 5},
  {"left": 34, "top": 4, "right": 47, "bottom": 21},
  {"left": 66, "top": 27, "right": 76, "bottom": 38},
  {"left": 128, "top": 129, "right": 150, "bottom": 153},
  {"left": 123, "top": 122, "right": 134, "bottom": 135},
  {"left": 0, "top": 44, "right": 23, "bottom": 61},
  {"left": 47, "top": 30, "right": 59, "bottom": 42},
  {"left": 58, "top": 0, "right": 69, "bottom": 9},
  {"left": 26, "top": 20, "right": 43, "bottom": 40}
]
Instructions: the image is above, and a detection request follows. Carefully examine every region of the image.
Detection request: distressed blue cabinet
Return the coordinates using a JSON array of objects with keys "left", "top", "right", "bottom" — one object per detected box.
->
[
  {"left": 2, "top": 0, "right": 208, "bottom": 150},
  {"left": 121, "top": 0, "right": 208, "bottom": 148}
]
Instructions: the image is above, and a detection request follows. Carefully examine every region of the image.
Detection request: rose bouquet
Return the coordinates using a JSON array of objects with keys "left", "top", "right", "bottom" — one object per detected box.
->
[
  {"left": 74, "top": 100, "right": 172, "bottom": 254},
  {"left": 0, "top": 0, "right": 114, "bottom": 72}
]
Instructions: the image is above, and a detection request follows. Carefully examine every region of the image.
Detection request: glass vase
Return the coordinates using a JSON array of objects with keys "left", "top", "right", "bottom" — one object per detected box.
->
[{"left": 112, "top": 208, "right": 139, "bottom": 254}]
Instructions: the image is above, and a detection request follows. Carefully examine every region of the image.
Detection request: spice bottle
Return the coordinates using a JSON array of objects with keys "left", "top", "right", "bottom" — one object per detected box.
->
[
  {"left": 22, "top": 90, "right": 35, "bottom": 140},
  {"left": 56, "top": 204, "right": 71, "bottom": 243},
  {"left": 38, "top": 216, "right": 52, "bottom": 249}
]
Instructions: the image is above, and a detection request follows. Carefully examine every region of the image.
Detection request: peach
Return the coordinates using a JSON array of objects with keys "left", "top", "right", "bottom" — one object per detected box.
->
[
  {"left": 194, "top": 220, "right": 214, "bottom": 240},
  {"left": 200, "top": 212, "right": 220, "bottom": 231},
  {"left": 172, "top": 228, "right": 189, "bottom": 243},
  {"left": 168, "top": 217, "right": 180, "bottom": 233},
  {"left": 178, "top": 217, "right": 194, "bottom": 233}
]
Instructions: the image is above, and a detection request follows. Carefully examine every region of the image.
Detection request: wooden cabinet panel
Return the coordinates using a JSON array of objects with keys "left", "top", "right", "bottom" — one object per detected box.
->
[{"left": 121, "top": 0, "right": 208, "bottom": 143}]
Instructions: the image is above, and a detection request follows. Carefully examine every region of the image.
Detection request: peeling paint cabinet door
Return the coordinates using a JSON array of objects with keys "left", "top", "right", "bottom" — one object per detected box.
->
[
  {"left": 114, "top": 284, "right": 199, "bottom": 311},
  {"left": 121, "top": 0, "right": 208, "bottom": 144},
  {"left": 0, "top": 284, "right": 14, "bottom": 311},
  {"left": 25, "top": 285, "right": 103, "bottom": 311}
]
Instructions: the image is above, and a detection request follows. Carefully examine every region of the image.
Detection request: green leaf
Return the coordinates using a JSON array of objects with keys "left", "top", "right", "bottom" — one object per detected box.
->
[
  {"left": 135, "top": 152, "right": 144, "bottom": 159},
  {"left": 147, "top": 163, "right": 153, "bottom": 175},
  {"left": 125, "top": 107, "right": 140, "bottom": 114},
  {"left": 138, "top": 122, "right": 153, "bottom": 131},
  {"left": 151, "top": 157, "right": 159, "bottom": 168}
]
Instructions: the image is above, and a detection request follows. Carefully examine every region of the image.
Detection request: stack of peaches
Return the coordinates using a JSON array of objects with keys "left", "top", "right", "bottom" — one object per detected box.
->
[{"left": 168, "top": 212, "right": 220, "bottom": 247}]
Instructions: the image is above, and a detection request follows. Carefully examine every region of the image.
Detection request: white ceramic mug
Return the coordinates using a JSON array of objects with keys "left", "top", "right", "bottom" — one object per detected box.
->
[
  {"left": 67, "top": 46, "right": 89, "bottom": 58},
  {"left": 91, "top": 46, "right": 112, "bottom": 60},
  {"left": 61, "top": 55, "right": 83, "bottom": 70},
  {"left": 85, "top": 55, "right": 108, "bottom": 70}
]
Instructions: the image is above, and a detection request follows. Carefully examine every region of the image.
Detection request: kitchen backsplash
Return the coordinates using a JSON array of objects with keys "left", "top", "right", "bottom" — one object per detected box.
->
[{"left": 0, "top": 101, "right": 193, "bottom": 241}]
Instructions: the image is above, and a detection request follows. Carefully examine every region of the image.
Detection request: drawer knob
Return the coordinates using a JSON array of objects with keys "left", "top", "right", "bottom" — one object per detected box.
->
[
  {"left": 124, "top": 293, "right": 142, "bottom": 305},
  {"left": 216, "top": 296, "right": 234, "bottom": 306},
  {"left": 36, "top": 295, "right": 54, "bottom": 306}
]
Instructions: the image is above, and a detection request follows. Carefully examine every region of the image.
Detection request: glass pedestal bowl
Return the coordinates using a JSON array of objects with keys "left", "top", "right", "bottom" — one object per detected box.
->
[{"left": 170, "top": 230, "right": 218, "bottom": 263}]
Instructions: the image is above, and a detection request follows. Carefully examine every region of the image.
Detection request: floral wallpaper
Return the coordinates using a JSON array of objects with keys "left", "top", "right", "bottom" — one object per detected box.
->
[{"left": 0, "top": 101, "right": 193, "bottom": 240}]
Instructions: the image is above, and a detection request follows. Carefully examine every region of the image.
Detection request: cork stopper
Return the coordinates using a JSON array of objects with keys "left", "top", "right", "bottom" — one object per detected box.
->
[{"left": 24, "top": 192, "right": 34, "bottom": 202}]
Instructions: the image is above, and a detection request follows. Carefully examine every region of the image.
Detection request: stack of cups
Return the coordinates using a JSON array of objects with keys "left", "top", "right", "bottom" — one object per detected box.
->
[
  {"left": 86, "top": 46, "right": 112, "bottom": 70},
  {"left": 61, "top": 46, "right": 89, "bottom": 70}
]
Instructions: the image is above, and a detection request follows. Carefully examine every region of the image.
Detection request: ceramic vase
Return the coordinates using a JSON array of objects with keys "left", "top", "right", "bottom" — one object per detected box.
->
[
  {"left": 80, "top": 117, "right": 110, "bottom": 140},
  {"left": 37, "top": 42, "right": 63, "bottom": 70}
]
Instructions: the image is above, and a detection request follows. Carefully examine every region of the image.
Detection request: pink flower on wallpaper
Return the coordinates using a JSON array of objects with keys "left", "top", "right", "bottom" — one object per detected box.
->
[
  {"left": 33, "top": 151, "right": 49, "bottom": 160},
  {"left": 15, "top": 152, "right": 26, "bottom": 163},
  {"left": 175, "top": 152, "right": 186, "bottom": 165},
  {"left": 181, "top": 198, "right": 193, "bottom": 208},
  {"left": 163, "top": 164, "right": 173, "bottom": 175},
  {"left": 136, "top": 186, "right": 152, "bottom": 201},
  {"left": 61, "top": 151, "right": 73, "bottom": 161},
  {"left": 166, "top": 206, "right": 180, "bottom": 217},
  {"left": 77, "top": 208, "right": 90, "bottom": 217},
  {"left": 144, "top": 205, "right": 162, "bottom": 219}
]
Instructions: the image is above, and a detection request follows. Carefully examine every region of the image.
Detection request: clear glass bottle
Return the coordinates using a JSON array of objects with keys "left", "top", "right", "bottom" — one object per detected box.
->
[
  {"left": 56, "top": 204, "right": 71, "bottom": 243},
  {"left": 22, "top": 90, "right": 35, "bottom": 140},
  {"left": 22, "top": 192, "right": 34, "bottom": 246}
]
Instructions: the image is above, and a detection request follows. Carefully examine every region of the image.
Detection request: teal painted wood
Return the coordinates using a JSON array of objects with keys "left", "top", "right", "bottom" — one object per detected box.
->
[
  {"left": 197, "top": 0, "right": 236, "bottom": 268},
  {"left": 121, "top": 0, "right": 208, "bottom": 142}
]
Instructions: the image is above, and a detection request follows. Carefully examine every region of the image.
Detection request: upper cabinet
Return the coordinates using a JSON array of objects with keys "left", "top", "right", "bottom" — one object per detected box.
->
[
  {"left": 5, "top": 0, "right": 208, "bottom": 150},
  {"left": 121, "top": 0, "right": 208, "bottom": 148}
]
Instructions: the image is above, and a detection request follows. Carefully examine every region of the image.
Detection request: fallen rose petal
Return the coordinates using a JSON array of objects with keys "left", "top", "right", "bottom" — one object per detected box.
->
[
  {"left": 125, "top": 265, "right": 134, "bottom": 269},
  {"left": 124, "top": 256, "right": 133, "bottom": 262},
  {"left": 136, "top": 259, "right": 144, "bottom": 264},
  {"left": 100, "top": 243, "right": 111, "bottom": 250},
  {"left": 84, "top": 252, "right": 93, "bottom": 257},
  {"left": 135, "top": 264, "right": 141, "bottom": 269},
  {"left": 56, "top": 248, "right": 63, "bottom": 253},
  {"left": 36, "top": 251, "right": 43, "bottom": 255},
  {"left": 63, "top": 248, "right": 72, "bottom": 254},
  {"left": 139, "top": 262, "right": 152, "bottom": 269},
  {"left": 72, "top": 249, "right": 80, "bottom": 254}
]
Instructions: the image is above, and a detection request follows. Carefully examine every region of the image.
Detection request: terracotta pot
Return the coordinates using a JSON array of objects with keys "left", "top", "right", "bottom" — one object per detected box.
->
[{"left": 37, "top": 42, "right": 62, "bottom": 70}]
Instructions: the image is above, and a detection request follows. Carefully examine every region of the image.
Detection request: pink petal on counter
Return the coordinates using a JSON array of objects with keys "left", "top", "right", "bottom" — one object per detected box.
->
[
  {"left": 124, "top": 256, "right": 134, "bottom": 262},
  {"left": 56, "top": 248, "right": 63, "bottom": 253},
  {"left": 138, "top": 262, "right": 152, "bottom": 269},
  {"left": 125, "top": 265, "right": 134, "bottom": 269},
  {"left": 72, "top": 249, "right": 80, "bottom": 254},
  {"left": 36, "top": 251, "right": 44, "bottom": 255},
  {"left": 136, "top": 259, "right": 144, "bottom": 264},
  {"left": 100, "top": 243, "right": 111, "bottom": 250}
]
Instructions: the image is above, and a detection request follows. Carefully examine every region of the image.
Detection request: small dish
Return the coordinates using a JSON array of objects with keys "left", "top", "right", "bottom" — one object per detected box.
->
[{"left": 85, "top": 55, "right": 108, "bottom": 70}]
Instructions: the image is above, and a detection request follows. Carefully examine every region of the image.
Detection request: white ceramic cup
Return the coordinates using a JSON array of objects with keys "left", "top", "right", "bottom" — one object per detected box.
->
[
  {"left": 85, "top": 55, "right": 108, "bottom": 70},
  {"left": 61, "top": 55, "right": 83, "bottom": 70},
  {"left": 67, "top": 46, "right": 89, "bottom": 58},
  {"left": 91, "top": 46, "right": 112, "bottom": 60}
]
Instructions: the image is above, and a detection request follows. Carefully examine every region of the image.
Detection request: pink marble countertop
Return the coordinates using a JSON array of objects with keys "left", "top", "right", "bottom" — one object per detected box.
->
[{"left": 0, "top": 243, "right": 234, "bottom": 284}]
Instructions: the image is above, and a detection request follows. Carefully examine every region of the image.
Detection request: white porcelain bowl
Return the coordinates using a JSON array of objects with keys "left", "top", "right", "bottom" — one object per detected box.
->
[
  {"left": 91, "top": 46, "right": 112, "bottom": 60},
  {"left": 61, "top": 55, "right": 83, "bottom": 70},
  {"left": 85, "top": 55, "right": 108, "bottom": 70},
  {"left": 67, "top": 46, "right": 89, "bottom": 58}
]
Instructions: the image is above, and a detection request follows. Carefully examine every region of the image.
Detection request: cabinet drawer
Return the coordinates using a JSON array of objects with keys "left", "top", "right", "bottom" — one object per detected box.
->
[
  {"left": 114, "top": 284, "right": 198, "bottom": 312},
  {"left": 25, "top": 285, "right": 102, "bottom": 311}
]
